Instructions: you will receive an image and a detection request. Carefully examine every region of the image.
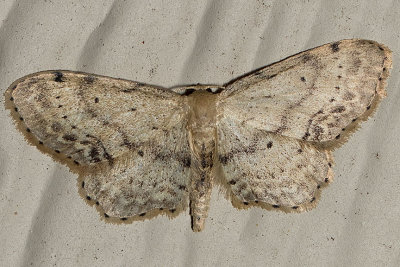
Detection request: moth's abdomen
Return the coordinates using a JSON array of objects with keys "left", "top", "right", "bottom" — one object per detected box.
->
[{"left": 189, "top": 137, "right": 216, "bottom": 232}]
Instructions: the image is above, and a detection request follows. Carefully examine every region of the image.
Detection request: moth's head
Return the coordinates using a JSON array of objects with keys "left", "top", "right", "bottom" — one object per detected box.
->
[{"left": 171, "top": 84, "right": 224, "bottom": 96}]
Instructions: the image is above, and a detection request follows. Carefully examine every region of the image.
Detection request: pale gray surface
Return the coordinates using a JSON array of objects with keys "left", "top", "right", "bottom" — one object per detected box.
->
[{"left": 0, "top": 0, "right": 399, "bottom": 266}]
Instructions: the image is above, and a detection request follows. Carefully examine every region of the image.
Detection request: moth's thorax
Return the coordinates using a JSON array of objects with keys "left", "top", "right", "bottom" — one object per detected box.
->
[{"left": 187, "top": 90, "right": 218, "bottom": 134}]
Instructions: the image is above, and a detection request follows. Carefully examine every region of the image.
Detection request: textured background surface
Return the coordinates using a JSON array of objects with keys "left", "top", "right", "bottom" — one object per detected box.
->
[{"left": 1, "top": 1, "right": 399, "bottom": 266}]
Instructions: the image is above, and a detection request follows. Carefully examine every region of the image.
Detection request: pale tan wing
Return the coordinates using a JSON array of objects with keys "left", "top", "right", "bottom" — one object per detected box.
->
[
  {"left": 218, "top": 39, "right": 391, "bottom": 143},
  {"left": 83, "top": 122, "right": 191, "bottom": 218},
  {"left": 5, "top": 70, "right": 191, "bottom": 217},
  {"left": 217, "top": 119, "right": 333, "bottom": 209}
]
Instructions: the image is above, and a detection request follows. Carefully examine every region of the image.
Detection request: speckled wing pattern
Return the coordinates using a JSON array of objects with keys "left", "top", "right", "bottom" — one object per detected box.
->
[
  {"left": 217, "top": 121, "right": 333, "bottom": 210},
  {"left": 217, "top": 39, "right": 391, "bottom": 210},
  {"left": 5, "top": 71, "right": 192, "bottom": 217},
  {"left": 5, "top": 39, "right": 392, "bottom": 231}
]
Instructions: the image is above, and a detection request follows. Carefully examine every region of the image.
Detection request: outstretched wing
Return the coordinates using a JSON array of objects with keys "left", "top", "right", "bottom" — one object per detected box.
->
[
  {"left": 217, "top": 122, "right": 333, "bottom": 209},
  {"left": 217, "top": 39, "right": 391, "bottom": 209},
  {"left": 218, "top": 39, "right": 391, "bottom": 144},
  {"left": 5, "top": 70, "right": 191, "bottom": 217}
]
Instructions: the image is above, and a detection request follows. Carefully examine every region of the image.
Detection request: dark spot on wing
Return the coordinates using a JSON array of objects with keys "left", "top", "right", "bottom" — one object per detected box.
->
[
  {"left": 94, "top": 97, "right": 99, "bottom": 103},
  {"left": 53, "top": 72, "right": 64, "bottom": 82},
  {"left": 122, "top": 138, "right": 136, "bottom": 150},
  {"left": 301, "top": 53, "right": 312, "bottom": 63},
  {"left": 301, "top": 77, "right": 306, "bottom": 82},
  {"left": 121, "top": 87, "right": 137, "bottom": 93},
  {"left": 62, "top": 134, "right": 77, "bottom": 141},
  {"left": 84, "top": 76, "right": 96, "bottom": 84},
  {"left": 267, "top": 141, "right": 273, "bottom": 149},
  {"left": 331, "top": 105, "right": 346, "bottom": 113},
  {"left": 302, "top": 132, "right": 310, "bottom": 141},
  {"left": 343, "top": 92, "right": 355, "bottom": 101},
  {"left": 219, "top": 155, "right": 229, "bottom": 165},
  {"left": 51, "top": 122, "right": 63, "bottom": 132},
  {"left": 81, "top": 181, "right": 85, "bottom": 188},
  {"left": 312, "top": 126, "right": 324, "bottom": 140},
  {"left": 139, "top": 213, "right": 146, "bottom": 217},
  {"left": 103, "top": 150, "right": 113, "bottom": 165},
  {"left": 229, "top": 180, "right": 236, "bottom": 185},
  {"left": 86, "top": 196, "right": 91, "bottom": 200},
  {"left": 272, "top": 205, "right": 280, "bottom": 208},
  {"left": 179, "top": 185, "right": 186, "bottom": 190},
  {"left": 183, "top": 157, "right": 191, "bottom": 168},
  {"left": 89, "top": 147, "right": 101, "bottom": 163},
  {"left": 331, "top": 42, "right": 340, "bottom": 52},
  {"left": 138, "top": 150, "right": 144, "bottom": 157},
  {"left": 200, "top": 173, "right": 205, "bottom": 182}
]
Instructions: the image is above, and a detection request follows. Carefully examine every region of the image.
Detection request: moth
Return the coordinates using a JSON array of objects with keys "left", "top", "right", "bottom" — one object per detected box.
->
[{"left": 4, "top": 39, "right": 391, "bottom": 232}]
